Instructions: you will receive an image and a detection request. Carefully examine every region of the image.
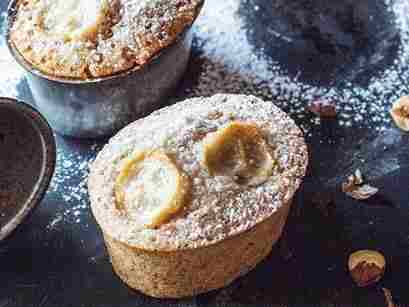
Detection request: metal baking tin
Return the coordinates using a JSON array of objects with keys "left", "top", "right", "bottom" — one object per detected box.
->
[{"left": 6, "top": 0, "right": 204, "bottom": 138}]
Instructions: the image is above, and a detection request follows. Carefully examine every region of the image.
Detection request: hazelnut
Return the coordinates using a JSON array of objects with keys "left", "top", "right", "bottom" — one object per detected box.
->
[
  {"left": 348, "top": 250, "right": 386, "bottom": 287},
  {"left": 382, "top": 288, "right": 395, "bottom": 307},
  {"left": 390, "top": 96, "right": 409, "bottom": 131},
  {"left": 308, "top": 99, "right": 337, "bottom": 118}
]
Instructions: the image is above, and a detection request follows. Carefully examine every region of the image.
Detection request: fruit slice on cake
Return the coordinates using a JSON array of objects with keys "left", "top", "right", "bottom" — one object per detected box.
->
[
  {"left": 39, "top": 0, "right": 109, "bottom": 41},
  {"left": 202, "top": 121, "right": 276, "bottom": 186},
  {"left": 115, "top": 150, "right": 190, "bottom": 229}
]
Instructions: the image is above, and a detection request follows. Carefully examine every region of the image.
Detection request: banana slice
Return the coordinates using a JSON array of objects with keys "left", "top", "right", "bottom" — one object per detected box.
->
[
  {"left": 39, "top": 0, "right": 109, "bottom": 41},
  {"left": 115, "top": 151, "right": 190, "bottom": 229},
  {"left": 202, "top": 122, "right": 276, "bottom": 186}
]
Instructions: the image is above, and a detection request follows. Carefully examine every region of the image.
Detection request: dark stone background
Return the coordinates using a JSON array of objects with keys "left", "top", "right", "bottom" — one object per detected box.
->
[{"left": 1, "top": 0, "right": 409, "bottom": 306}]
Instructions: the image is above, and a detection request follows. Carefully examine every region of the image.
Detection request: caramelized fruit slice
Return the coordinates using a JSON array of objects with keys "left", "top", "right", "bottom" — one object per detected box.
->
[
  {"left": 40, "top": 0, "right": 109, "bottom": 41},
  {"left": 115, "top": 151, "right": 190, "bottom": 229},
  {"left": 202, "top": 122, "right": 276, "bottom": 186}
]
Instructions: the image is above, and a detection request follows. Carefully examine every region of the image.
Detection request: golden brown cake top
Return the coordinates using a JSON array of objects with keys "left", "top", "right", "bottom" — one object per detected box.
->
[
  {"left": 9, "top": 0, "right": 202, "bottom": 79},
  {"left": 88, "top": 94, "right": 308, "bottom": 251}
]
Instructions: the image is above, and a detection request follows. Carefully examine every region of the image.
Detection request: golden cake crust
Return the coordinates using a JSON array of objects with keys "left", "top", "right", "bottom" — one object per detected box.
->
[
  {"left": 88, "top": 94, "right": 308, "bottom": 252},
  {"left": 9, "top": 0, "right": 202, "bottom": 79}
]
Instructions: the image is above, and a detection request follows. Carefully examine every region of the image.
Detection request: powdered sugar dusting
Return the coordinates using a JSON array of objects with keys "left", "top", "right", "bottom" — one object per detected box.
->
[
  {"left": 89, "top": 94, "right": 308, "bottom": 250},
  {"left": 9, "top": 0, "right": 202, "bottom": 78},
  {"left": 46, "top": 141, "right": 102, "bottom": 229},
  {"left": 180, "top": 0, "right": 409, "bottom": 136},
  {"left": 0, "top": 12, "right": 24, "bottom": 98},
  {"left": 1, "top": 0, "right": 409, "bottom": 233}
]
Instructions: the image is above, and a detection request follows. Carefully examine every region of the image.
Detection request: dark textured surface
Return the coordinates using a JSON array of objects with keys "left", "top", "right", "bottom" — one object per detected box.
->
[
  {"left": 241, "top": 0, "right": 400, "bottom": 86},
  {"left": 1, "top": 0, "right": 409, "bottom": 306}
]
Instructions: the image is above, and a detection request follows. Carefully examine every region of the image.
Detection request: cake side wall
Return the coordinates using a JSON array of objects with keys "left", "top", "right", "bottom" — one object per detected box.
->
[{"left": 103, "top": 200, "right": 292, "bottom": 298}]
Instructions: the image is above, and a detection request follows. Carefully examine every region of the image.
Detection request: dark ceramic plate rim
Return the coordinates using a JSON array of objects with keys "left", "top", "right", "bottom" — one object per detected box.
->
[
  {"left": 5, "top": 0, "right": 204, "bottom": 85},
  {"left": 0, "top": 98, "right": 56, "bottom": 241}
]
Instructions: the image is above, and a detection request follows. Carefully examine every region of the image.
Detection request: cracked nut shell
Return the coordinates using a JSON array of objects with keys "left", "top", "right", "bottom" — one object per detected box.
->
[{"left": 348, "top": 250, "right": 386, "bottom": 287}]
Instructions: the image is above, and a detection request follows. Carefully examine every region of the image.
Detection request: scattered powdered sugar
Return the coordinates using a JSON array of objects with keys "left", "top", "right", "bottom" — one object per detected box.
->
[
  {"left": 181, "top": 0, "right": 409, "bottom": 136},
  {"left": 0, "top": 13, "right": 24, "bottom": 98},
  {"left": 46, "top": 142, "right": 102, "bottom": 229},
  {"left": 1, "top": 0, "right": 409, "bottom": 231}
]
